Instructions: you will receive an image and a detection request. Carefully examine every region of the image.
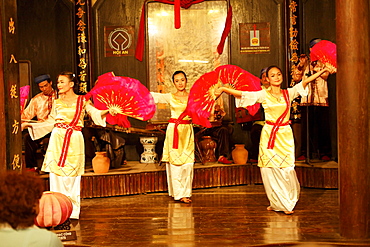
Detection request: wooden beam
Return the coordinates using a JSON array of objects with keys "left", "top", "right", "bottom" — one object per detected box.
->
[
  {"left": 0, "top": 6, "right": 6, "bottom": 173},
  {"left": 337, "top": 0, "right": 370, "bottom": 239}
]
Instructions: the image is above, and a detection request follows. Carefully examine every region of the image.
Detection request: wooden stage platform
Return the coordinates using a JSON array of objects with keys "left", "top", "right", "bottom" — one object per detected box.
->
[{"left": 41, "top": 160, "right": 338, "bottom": 199}]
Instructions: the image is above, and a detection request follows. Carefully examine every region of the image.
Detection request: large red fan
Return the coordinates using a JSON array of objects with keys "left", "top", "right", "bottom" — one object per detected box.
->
[
  {"left": 310, "top": 40, "right": 337, "bottom": 73},
  {"left": 183, "top": 70, "right": 219, "bottom": 128},
  {"left": 86, "top": 72, "right": 156, "bottom": 128},
  {"left": 182, "top": 65, "right": 262, "bottom": 128},
  {"left": 216, "top": 65, "right": 262, "bottom": 115}
]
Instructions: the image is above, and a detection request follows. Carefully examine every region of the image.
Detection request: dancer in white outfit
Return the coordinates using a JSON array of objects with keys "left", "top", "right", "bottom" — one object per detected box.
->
[
  {"left": 151, "top": 71, "right": 194, "bottom": 204},
  {"left": 216, "top": 65, "right": 330, "bottom": 214}
]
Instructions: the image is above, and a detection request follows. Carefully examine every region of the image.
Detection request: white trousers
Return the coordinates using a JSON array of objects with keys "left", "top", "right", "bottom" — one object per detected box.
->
[
  {"left": 166, "top": 163, "right": 194, "bottom": 200},
  {"left": 49, "top": 173, "right": 81, "bottom": 219},
  {"left": 260, "top": 167, "right": 300, "bottom": 212}
]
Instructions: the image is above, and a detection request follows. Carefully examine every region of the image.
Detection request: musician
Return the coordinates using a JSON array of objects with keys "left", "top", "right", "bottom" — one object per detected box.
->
[{"left": 22, "top": 74, "right": 56, "bottom": 171}]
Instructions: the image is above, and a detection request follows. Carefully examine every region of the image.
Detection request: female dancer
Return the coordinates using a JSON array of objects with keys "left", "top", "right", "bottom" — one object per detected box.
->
[
  {"left": 151, "top": 71, "right": 194, "bottom": 203},
  {"left": 216, "top": 65, "right": 330, "bottom": 214},
  {"left": 23, "top": 72, "right": 116, "bottom": 219}
]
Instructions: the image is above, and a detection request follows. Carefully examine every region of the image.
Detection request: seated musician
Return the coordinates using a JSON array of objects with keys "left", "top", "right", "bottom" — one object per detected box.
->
[{"left": 21, "top": 74, "right": 56, "bottom": 172}]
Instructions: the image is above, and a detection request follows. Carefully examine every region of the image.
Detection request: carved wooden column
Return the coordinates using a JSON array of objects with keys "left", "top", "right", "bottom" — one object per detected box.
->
[
  {"left": 337, "top": 0, "right": 370, "bottom": 239},
  {"left": 0, "top": 0, "right": 22, "bottom": 173}
]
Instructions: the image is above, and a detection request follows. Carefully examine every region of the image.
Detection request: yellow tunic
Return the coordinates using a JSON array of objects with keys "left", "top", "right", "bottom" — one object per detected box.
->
[
  {"left": 258, "top": 89, "right": 294, "bottom": 168},
  {"left": 236, "top": 83, "right": 308, "bottom": 168},
  {"left": 28, "top": 98, "right": 106, "bottom": 176},
  {"left": 151, "top": 93, "right": 194, "bottom": 165}
]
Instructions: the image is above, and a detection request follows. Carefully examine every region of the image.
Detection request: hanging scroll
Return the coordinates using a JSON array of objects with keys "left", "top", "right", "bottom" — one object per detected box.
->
[
  {"left": 75, "top": 0, "right": 90, "bottom": 94},
  {"left": 288, "top": 1, "right": 300, "bottom": 64}
]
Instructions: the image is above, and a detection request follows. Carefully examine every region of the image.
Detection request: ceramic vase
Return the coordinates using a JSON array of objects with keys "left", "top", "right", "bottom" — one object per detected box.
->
[
  {"left": 92, "top": 152, "right": 110, "bottom": 173},
  {"left": 140, "top": 137, "right": 158, "bottom": 163},
  {"left": 231, "top": 144, "right": 248, "bottom": 164},
  {"left": 199, "top": 136, "right": 217, "bottom": 162}
]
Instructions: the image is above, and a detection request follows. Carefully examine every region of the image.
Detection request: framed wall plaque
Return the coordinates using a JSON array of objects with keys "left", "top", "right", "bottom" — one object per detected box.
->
[{"left": 239, "top": 22, "right": 270, "bottom": 54}]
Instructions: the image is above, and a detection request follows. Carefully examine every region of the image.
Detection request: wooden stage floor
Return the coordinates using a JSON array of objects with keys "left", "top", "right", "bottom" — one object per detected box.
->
[
  {"left": 63, "top": 185, "right": 370, "bottom": 247},
  {"left": 44, "top": 161, "right": 370, "bottom": 246},
  {"left": 49, "top": 160, "right": 339, "bottom": 199}
]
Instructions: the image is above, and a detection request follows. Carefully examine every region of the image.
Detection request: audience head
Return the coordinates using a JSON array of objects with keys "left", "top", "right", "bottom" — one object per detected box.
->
[{"left": 0, "top": 171, "right": 44, "bottom": 229}]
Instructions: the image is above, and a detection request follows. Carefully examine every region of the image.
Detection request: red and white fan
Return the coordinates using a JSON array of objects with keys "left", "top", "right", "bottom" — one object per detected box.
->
[
  {"left": 310, "top": 40, "right": 337, "bottom": 74},
  {"left": 180, "top": 65, "right": 262, "bottom": 129},
  {"left": 86, "top": 72, "right": 156, "bottom": 128}
]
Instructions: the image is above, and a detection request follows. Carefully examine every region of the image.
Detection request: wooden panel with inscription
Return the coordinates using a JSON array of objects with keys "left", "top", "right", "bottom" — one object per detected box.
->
[{"left": 0, "top": 0, "right": 22, "bottom": 171}]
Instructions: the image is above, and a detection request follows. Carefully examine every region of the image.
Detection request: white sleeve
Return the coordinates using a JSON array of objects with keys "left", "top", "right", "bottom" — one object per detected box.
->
[
  {"left": 150, "top": 92, "right": 171, "bottom": 104},
  {"left": 235, "top": 90, "right": 266, "bottom": 108},
  {"left": 27, "top": 102, "right": 56, "bottom": 140},
  {"left": 21, "top": 98, "right": 37, "bottom": 120},
  {"left": 288, "top": 82, "right": 309, "bottom": 101},
  {"left": 85, "top": 101, "right": 107, "bottom": 127}
]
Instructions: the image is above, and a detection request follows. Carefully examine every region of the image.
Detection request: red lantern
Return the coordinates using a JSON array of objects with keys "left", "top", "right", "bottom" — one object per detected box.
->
[{"left": 35, "top": 191, "right": 73, "bottom": 228}]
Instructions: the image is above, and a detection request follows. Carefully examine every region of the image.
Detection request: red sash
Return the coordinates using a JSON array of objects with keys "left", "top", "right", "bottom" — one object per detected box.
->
[
  {"left": 56, "top": 96, "right": 85, "bottom": 167},
  {"left": 169, "top": 118, "right": 191, "bottom": 149},
  {"left": 266, "top": 90, "right": 290, "bottom": 149}
]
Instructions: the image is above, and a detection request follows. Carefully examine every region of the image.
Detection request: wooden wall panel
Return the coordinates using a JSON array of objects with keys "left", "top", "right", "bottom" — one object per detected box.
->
[
  {"left": 0, "top": 0, "right": 22, "bottom": 171},
  {"left": 17, "top": 0, "right": 75, "bottom": 94},
  {"left": 302, "top": 0, "right": 336, "bottom": 53},
  {"left": 230, "top": 0, "right": 286, "bottom": 77},
  {"left": 300, "top": 0, "right": 337, "bottom": 161},
  {"left": 92, "top": 0, "right": 146, "bottom": 84}
]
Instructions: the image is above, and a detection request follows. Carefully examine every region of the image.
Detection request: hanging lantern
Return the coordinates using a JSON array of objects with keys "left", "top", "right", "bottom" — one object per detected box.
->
[{"left": 35, "top": 191, "right": 73, "bottom": 228}]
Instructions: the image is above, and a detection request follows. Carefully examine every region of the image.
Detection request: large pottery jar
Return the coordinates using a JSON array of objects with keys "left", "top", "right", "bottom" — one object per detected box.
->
[
  {"left": 199, "top": 136, "right": 217, "bottom": 162},
  {"left": 92, "top": 151, "right": 110, "bottom": 173},
  {"left": 231, "top": 144, "right": 249, "bottom": 164}
]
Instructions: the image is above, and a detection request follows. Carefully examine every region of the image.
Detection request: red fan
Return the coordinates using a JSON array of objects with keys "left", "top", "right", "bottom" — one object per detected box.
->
[
  {"left": 181, "top": 65, "right": 262, "bottom": 128},
  {"left": 183, "top": 70, "right": 219, "bottom": 128},
  {"left": 20, "top": 85, "right": 30, "bottom": 114},
  {"left": 215, "top": 65, "right": 261, "bottom": 92},
  {"left": 172, "top": 65, "right": 262, "bottom": 149},
  {"left": 216, "top": 65, "right": 262, "bottom": 115},
  {"left": 86, "top": 72, "right": 156, "bottom": 128},
  {"left": 310, "top": 40, "right": 337, "bottom": 73}
]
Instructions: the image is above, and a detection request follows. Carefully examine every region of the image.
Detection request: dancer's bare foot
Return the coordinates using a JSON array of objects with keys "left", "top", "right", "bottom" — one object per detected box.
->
[
  {"left": 267, "top": 206, "right": 294, "bottom": 214},
  {"left": 180, "top": 197, "right": 191, "bottom": 204}
]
